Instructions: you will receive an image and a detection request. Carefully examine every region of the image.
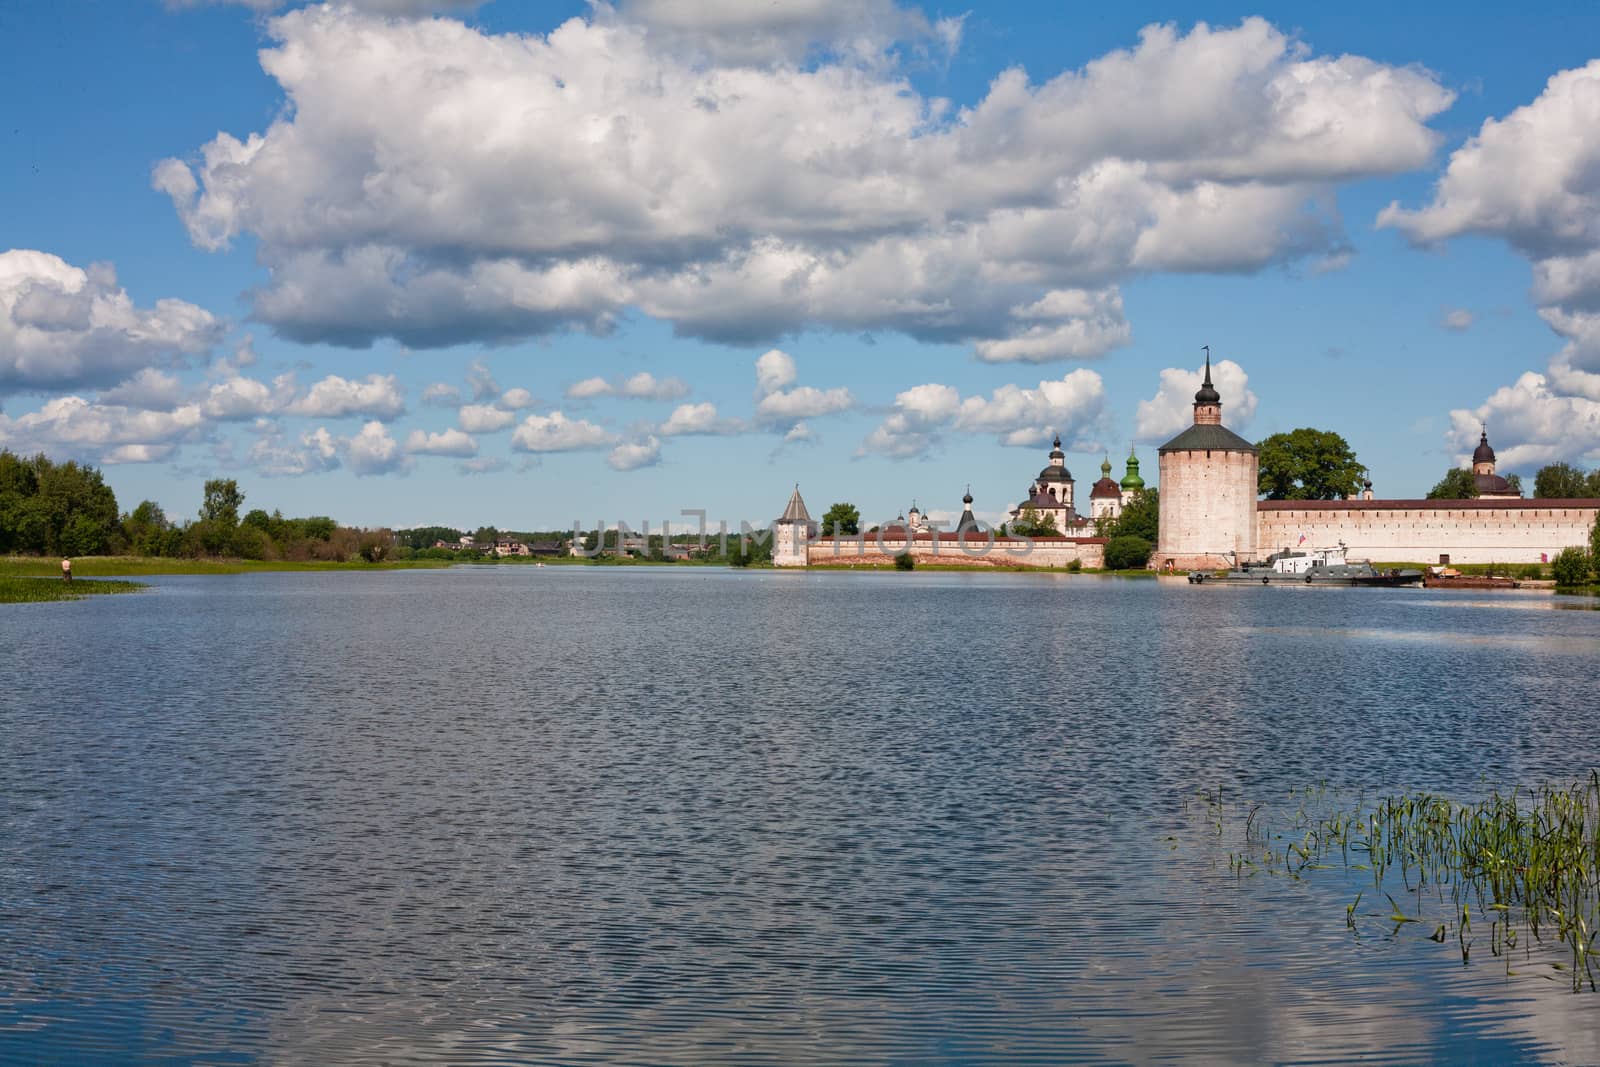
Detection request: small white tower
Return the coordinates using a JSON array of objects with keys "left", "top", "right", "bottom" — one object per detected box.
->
[{"left": 773, "top": 485, "right": 813, "bottom": 567}]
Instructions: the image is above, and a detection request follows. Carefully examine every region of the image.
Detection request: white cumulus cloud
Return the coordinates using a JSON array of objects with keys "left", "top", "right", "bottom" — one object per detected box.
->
[
  {"left": 1134, "top": 358, "right": 1257, "bottom": 442},
  {"left": 154, "top": 11, "right": 1452, "bottom": 358},
  {"left": 0, "top": 250, "right": 222, "bottom": 393},
  {"left": 511, "top": 411, "right": 616, "bottom": 452},
  {"left": 658, "top": 401, "right": 743, "bottom": 436},
  {"left": 286, "top": 373, "right": 406, "bottom": 419},
  {"left": 564, "top": 371, "right": 690, "bottom": 401},
  {"left": 861, "top": 370, "right": 1106, "bottom": 459},
  {"left": 1380, "top": 59, "right": 1600, "bottom": 464},
  {"left": 249, "top": 424, "right": 342, "bottom": 477},
  {"left": 972, "top": 289, "right": 1131, "bottom": 363},
  {"left": 345, "top": 420, "right": 408, "bottom": 476},
  {"left": 203, "top": 373, "right": 290, "bottom": 420},
  {"left": 755, "top": 349, "right": 798, "bottom": 394},
  {"left": 607, "top": 435, "right": 662, "bottom": 471},
  {"left": 458, "top": 404, "right": 518, "bottom": 433},
  {"left": 1446, "top": 370, "right": 1600, "bottom": 473},
  {"left": 98, "top": 368, "right": 189, "bottom": 411},
  {"left": 421, "top": 382, "right": 462, "bottom": 407},
  {"left": 0, "top": 396, "right": 206, "bottom": 464},
  {"left": 755, "top": 385, "right": 854, "bottom": 422},
  {"left": 496, "top": 387, "right": 535, "bottom": 410},
  {"left": 404, "top": 427, "right": 478, "bottom": 457}
]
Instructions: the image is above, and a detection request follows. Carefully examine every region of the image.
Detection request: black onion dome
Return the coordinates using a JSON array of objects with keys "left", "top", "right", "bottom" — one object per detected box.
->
[
  {"left": 1194, "top": 355, "right": 1221, "bottom": 405},
  {"left": 1473, "top": 430, "right": 1495, "bottom": 466},
  {"left": 1194, "top": 380, "right": 1221, "bottom": 404},
  {"left": 1038, "top": 464, "right": 1073, "bottom": 482}
]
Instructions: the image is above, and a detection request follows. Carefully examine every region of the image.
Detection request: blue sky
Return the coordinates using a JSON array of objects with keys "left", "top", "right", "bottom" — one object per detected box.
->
[{"left": 3, "top": 1, "right": 1599, "bottom": 531}]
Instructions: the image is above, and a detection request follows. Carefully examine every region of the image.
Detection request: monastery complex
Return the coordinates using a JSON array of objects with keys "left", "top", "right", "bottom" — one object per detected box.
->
[{"left": 775, "top": 354, "right": 1600, "bottom": 570}]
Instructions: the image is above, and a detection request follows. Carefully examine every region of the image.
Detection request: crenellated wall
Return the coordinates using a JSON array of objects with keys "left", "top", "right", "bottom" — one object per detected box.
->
[
  {"left": 807, "top": 533, "right": 1106, "bottom": 569},
  {"left": 1255, "top": 499, "right": 1600, "bottom": 565}
]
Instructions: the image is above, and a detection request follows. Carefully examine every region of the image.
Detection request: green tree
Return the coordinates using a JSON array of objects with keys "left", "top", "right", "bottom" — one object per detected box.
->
[
  {"left": 34, "top": 455, "right": 120, "bottom": 555},
  {"left": 242, "top": 508, "right": 276, "bottom": 532},
  {"left": 122, "top": 500, "right": 170, "bottom": 555},
  {"left": 1105, "top": 488, "right": 1159, "bottom": 544},
  {"left": 1427, "top": 468, "right": 1479, "bottom": 499},
  {"left": 200, "top": 479, "right": 244, "bottom": 529},
  {"left": 1552, "top": 547, "right": 1593, "bottom": 587},
  {"left": 1257, "top": 428, "right": 1367, "bottom": 500},
  {"left": 893, "top": 551, "right": 915, "bottom": 570},
  {"left": 1591, "top": 511, "right": 1600, "bottom": 562},
  {"left": 396, "top": 525, "right": 464, "bottom": 550},
  {"left": 819, "top": 502, "right": 860, "bottom": 536},
  {"left": 230, "top": 524, "right": 271, "bottom": 560},
  {"left": 1104, "top": 535, "right": 1154, "bottom": 570},
  {"left": 1534, "top": 462, "right": 1589, "bottom": 498},
  {"left": 1009, "top": 504, "right": 1058, "bottom": 537},
  {"left": 0, "top": 451, "right": 119, "bottom": 555},
  {"left": 301, "top": 516, "right": 337, "bottom": 541},
  {"left": 357, "top": 529, "right": 394, "bottom": 562},
  {"left": 60, "top": 513, "right": 109, "bottom": 556}
]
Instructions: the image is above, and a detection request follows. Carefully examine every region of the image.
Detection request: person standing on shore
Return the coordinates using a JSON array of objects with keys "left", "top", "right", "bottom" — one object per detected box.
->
[{"left": 61, "top": 557, "right": 72, "bottom": 582}]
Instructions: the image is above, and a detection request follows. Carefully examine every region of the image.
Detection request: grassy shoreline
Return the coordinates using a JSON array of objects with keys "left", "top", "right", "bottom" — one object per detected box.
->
[
  {"left": 0, "top": 575, "right": 146, "bottom": 604},
  {"left": 0, "top": 555, "right": 463, "bottom": 577},
  {"left": 2, "top": 554, "right": 1169, "bottom": 578},
  {"left": 805, "top": 561, "right": 1157, "bottom": 575}
]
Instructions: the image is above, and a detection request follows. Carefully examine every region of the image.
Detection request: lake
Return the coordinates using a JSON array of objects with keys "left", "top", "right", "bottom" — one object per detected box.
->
[{"left": 3, "top": 568, "right": 1599, "bottom": 1064}]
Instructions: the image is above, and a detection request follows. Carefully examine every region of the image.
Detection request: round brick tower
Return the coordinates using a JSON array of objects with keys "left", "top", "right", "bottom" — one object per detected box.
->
[{"left": 1155, "top": 350, "right": 1258, "bottom": 570}]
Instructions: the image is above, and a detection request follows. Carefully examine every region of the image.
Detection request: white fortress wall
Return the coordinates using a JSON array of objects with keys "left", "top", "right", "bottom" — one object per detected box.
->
[
  {"left": 1256, "top": 500, "right": 1600, "bottom": 564},
  {"left": 807, "top": 534, "right": 1106, "bottom": 569}
]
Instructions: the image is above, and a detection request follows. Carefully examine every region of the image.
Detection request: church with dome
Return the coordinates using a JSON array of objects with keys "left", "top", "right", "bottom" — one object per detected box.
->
[
  {"left": 1471, "top": 429, "right": 1522, "bottom": 499},
  {"left": 781, "top": 346, "right": 1600, "bottom": 570},
  {"left": 1151, "top": 348, "right": 1593, "bottom": 570},
  {"left": 1007, "top": 436, "right": 1145, "bottom": 533}
]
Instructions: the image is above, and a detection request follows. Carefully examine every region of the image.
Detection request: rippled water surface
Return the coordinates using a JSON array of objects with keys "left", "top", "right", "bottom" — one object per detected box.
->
[{"left": 4, "top": 568, "right": 1600, "bottom": 1064}]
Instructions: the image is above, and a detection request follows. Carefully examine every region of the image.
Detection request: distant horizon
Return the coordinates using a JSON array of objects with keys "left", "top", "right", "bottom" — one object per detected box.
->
[{"left": 4, "top": 2, "right": 1600, "bottom": 530}]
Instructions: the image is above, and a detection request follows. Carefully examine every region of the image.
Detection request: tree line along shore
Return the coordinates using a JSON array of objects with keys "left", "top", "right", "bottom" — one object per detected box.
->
[{"left": 4, "top": 432, "right": 1600, "bottom": 589}]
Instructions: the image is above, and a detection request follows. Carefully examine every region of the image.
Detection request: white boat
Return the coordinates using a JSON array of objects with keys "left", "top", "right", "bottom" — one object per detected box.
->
[{"left": 1188, "top": 542, "right": 1423, "bottom": 586}]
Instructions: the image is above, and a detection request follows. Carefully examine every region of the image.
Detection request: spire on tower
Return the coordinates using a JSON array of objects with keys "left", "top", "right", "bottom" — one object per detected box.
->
[{"left": 1193, "top": 345, "right": 1221, "bottom": 407}]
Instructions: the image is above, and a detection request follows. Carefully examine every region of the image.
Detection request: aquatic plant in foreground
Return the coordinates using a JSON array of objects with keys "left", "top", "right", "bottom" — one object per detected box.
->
[
  {"left": 1197, "top": 776, "right": 1600, "bottom": 992},
  {"left": 0, "top": 576, "right": 145, "bottom": 604}
]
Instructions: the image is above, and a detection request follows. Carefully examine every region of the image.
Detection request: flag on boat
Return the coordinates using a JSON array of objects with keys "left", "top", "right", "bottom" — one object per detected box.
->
[{"left": 1297, "top": 533, "right": 1307, "bottom": 545}]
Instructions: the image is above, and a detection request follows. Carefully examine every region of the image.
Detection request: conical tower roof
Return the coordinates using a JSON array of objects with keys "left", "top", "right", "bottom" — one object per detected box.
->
[
  {"left": 1194, "top": 346, "right": 1220, "bottom": 405},
  {"left": 956, "top": 485, "right": 981, "bottom": 533},
  {"left": 779, "top": 485, "right": 811, "bottom": 524}
]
